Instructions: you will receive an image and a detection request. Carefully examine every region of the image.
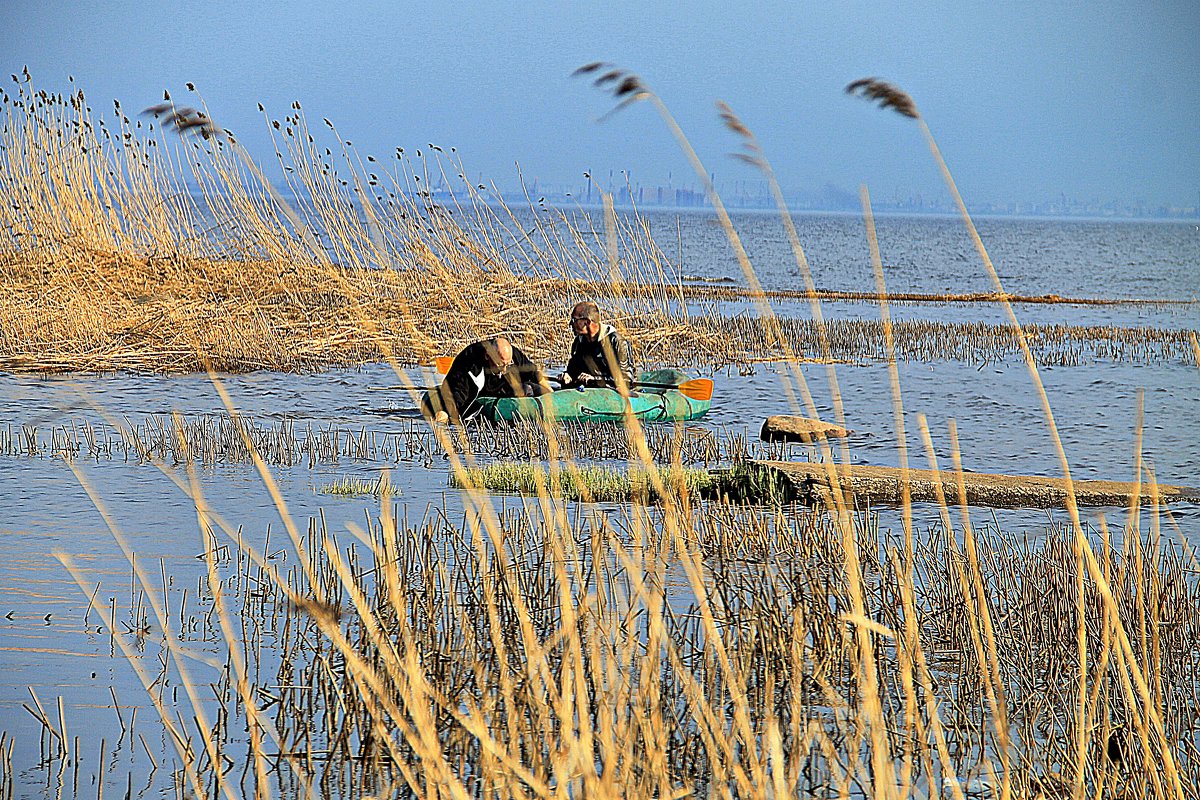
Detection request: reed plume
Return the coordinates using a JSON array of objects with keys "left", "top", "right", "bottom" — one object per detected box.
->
[{"left": 845, "top": 77, "right": 920, "bottom": 119}]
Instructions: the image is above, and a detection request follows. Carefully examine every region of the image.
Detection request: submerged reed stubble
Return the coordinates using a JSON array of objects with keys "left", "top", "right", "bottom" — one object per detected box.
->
[{"left": 128, "top": 499, "right": 1200, "bottom": 798}]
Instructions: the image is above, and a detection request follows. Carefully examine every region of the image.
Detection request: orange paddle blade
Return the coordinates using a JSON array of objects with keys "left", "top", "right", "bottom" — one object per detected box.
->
[
  {"left": 676, "top": 378, "right": 714, "bottom": 402},
  {"left": 435, "top": 356, "right": 454, "bottom": 374}
]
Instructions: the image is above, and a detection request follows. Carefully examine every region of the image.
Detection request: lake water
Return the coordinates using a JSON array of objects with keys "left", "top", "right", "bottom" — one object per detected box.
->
[{"left": 1, "top": 211, "right": 1198, "bottom": 796}]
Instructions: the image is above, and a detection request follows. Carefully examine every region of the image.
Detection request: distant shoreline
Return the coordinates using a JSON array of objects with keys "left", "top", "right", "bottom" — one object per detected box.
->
[
  {"left": 496, "top": 202, "right": 1200, "bottom": 225},
  {"left": 264, "top": 187, "right": 1200, "bottom": 224}
]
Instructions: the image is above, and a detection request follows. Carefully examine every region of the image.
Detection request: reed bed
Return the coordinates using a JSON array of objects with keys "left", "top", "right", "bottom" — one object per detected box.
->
[
  {"left": 0, "top": 413, "right": 793, "bottom": 467},
  {"left": 58, "top": 500, "right": 1197, "bottom": 798},
  {"left": 0, "top": 414, "right": 407, "bottom": 466},
  {"left": 0, "top": 78, "right": 687, "bottom": 375},
  {"left": 632, "top": 313, "right": 1200, "bottom": 368},
  {"left": 5, "top": 276, "right": 1195, "bottom": 370},
  {"left": 3, "top": 80, "right": 1195, "bottom": 375},
  {"left": 654, "top": 284, "right": 1196, "bottom": 308}
]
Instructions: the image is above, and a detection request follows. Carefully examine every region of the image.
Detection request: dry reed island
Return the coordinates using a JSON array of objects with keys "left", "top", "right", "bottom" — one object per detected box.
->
[{"left": 2, "top": 73, "right": 1199, "bottom": 799}]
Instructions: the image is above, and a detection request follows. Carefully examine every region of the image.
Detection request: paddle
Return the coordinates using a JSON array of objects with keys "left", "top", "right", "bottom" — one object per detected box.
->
[
  {"left": 549, "top": 374, "right": 715, "bottom": 401},
  {"left": 432, "top": 357, "right": 714, "bottom": 401},
  {"left": 372, "top": 376, "right": 713, "bottom": 401},
  {"left": 634, "top": 377, "right": 713, "bottom": 401},
  {"left": 364, "top": 357, "right": 461, "bottom": 390}
]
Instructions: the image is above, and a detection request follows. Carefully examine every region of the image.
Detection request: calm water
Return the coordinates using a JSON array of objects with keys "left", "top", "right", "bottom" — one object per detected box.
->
[{"left": 1, "top": 212, "right": 1197, "bottom": 795}]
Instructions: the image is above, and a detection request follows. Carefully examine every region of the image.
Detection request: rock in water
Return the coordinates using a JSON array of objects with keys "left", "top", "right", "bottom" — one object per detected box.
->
[{"left": 760, "top": 415, "right": 851, "bottom": 443}]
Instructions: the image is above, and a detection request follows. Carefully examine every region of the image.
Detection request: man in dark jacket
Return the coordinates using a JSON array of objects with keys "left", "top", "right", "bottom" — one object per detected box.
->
[
  {"left": 560, "top": 301, "right": 635, "bottom": 390},
  {"left": 426, "top": 337, "right": 550, "bottom": 424}
]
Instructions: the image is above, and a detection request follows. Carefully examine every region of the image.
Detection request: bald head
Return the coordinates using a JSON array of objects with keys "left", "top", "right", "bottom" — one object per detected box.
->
[{"left": 483, "top": 337, "right": 514, "bottom": 371}]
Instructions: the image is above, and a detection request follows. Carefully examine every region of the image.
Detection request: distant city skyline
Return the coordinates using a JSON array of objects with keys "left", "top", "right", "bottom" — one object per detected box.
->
[
  {"left": 396, "top": 167, "right": 1199, "bottom": 220},
  {"left": 460, "top": 177, "right": 1200, "bottom": 220},
  {"left": 3, "top": 2, "right": 1196, "bottom": 216}
]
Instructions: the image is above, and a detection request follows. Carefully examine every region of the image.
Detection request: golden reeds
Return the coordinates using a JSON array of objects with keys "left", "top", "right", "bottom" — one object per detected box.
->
[
  {"left": 7, "top": 67, "right": 1195, "bottom": 800},
  {"left": 67, "top": 499, "right": 1198, "bottom": 797},
  {"left": 0, "top": 79, "right": 687, "bottom": 374},
  {"left": 2, "top": 80, "right": 1193, "bottom": 375}
]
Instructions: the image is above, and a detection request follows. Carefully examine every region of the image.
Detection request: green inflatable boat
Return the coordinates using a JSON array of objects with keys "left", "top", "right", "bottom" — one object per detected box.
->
[{"left": 456, "top": 369, "right": 712, "bottom": 424}]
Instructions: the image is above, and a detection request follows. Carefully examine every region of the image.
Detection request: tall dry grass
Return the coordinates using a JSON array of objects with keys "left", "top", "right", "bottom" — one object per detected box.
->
[
  {"left": 2, "top": 76, "right": 1194, "bottom": 375},
  {"left": 4, "top": 67, "right": 1193, "bottom": 800},
  {"left": 0, "top": 76, "right": 697, "bottom": 374},
  {"left": 57, "top": 484, "right": 1199, "bottom": 798}
]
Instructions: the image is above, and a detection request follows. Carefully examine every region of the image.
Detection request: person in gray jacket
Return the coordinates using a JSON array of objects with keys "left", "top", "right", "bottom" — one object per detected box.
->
[{"left": 559, "top": 301, "right": 635, "bottom": 390}]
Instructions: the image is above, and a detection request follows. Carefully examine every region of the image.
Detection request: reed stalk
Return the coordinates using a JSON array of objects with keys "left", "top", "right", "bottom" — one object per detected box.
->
[{"left": 4, "top": 70, "right": 1192, "bottom": 800}]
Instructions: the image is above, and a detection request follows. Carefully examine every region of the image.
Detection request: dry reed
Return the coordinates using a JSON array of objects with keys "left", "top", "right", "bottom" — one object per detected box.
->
[
  {"left": 5, "top": 79, "right": 1191, "bottom": 376},
  {"left": 64, "top": 500, "right": 1198, "bottom": 798},
  {"left": 4, "top": 67, "right": 1194, "bottom": 800}
]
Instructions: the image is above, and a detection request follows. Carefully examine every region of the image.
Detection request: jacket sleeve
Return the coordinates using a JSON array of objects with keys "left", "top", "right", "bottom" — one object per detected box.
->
[
  {"left": 602, "top": 331, "right": 635, "bottom": 387},
  {"left": 564, "top": 337, "right": 584, "bottom": 380}
]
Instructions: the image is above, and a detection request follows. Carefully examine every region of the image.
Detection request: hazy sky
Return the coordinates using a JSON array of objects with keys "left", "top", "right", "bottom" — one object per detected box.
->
[{"left": 3, "top": 1, "right": 1197, "bottom": 209}]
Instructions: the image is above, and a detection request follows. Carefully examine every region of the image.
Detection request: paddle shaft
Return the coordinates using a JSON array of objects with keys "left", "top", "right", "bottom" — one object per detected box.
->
[
  {"left": 554, "top": 375, "right": 713, "bottom": 401},
  {"left": 576, "top": 379, "right": 692, "bottom": 391},
  {"left": 554, "top": 375, "right": 664, "bottom": 390},
  {"left": 373, "top": 380, "right": 705, "bottom": 392}
]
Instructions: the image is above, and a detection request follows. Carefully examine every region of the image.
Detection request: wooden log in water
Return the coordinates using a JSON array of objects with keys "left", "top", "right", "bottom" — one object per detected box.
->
[
  {"left": 760, "top": 415, "right": 852, "bottom": 443},
  {"left": 755, "top": 460, "right": 1200, "bottom": 509}
]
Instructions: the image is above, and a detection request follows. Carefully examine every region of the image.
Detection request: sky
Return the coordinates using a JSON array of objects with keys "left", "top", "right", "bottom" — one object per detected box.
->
[{"left": 2, "top": 1, "right": 1197, "bottom": 211}]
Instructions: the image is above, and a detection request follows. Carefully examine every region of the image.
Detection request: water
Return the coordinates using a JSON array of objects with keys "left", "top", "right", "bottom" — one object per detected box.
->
[
  {"left": 1, "top": 212, "right": 1197, "bottom": 795},
  {"left": 648, "top": 210, "right": 1200, "bottom": 301}
]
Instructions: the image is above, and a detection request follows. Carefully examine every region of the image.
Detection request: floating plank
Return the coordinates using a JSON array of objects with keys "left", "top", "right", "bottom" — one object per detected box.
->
[
  {"left": 760, "top": 415, "right": 851, "bottom": 443},
  {"left": 754, "top": 460, "right": 1200, "bottom": 510}
]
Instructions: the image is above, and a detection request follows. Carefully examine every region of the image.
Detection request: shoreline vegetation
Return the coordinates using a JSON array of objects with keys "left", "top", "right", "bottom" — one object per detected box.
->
[
  {"left": 63, "top": 499, "right": 1193, "bottom": 798},
  {"left": 4, "top": 68, "right": 1199, "bottom": 799},
  {"left": 2, "top": 81, "right": 1197, "bottom": 376},
  {"left": 0, "top": 413, "right": 770, "bottom": 467}
]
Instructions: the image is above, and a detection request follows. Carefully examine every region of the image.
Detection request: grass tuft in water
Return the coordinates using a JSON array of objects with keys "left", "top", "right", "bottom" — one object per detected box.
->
[
  {"left": 317, "top": 475, "right": 392, "bottom": 498},
  {"left": 452, "top": 461, "right": 715, "bottom": 504},
  {"left": 452, "top": 460, "right": 798, "bottom": 505},
  {"left": 708, "top": 460, "right": 797, "bottom": 505}
]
